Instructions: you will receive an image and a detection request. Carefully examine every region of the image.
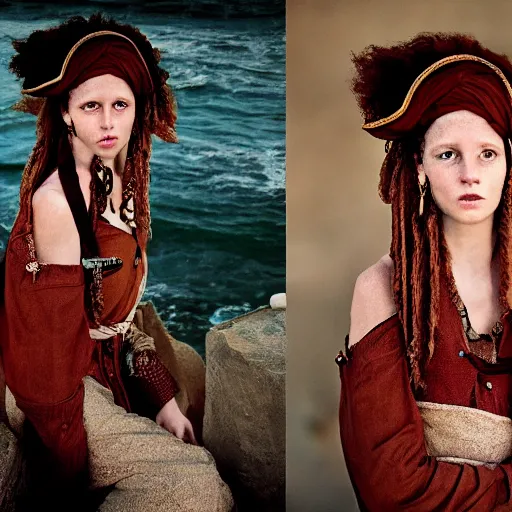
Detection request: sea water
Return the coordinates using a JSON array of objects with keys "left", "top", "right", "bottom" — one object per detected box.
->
[{"left": 0, "top": 3, "right": 285, "bottom": 354}]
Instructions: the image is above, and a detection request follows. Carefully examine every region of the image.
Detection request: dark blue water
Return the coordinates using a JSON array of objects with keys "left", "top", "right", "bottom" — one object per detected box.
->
[{"left": 0, "top": 5, "right": 285, "bottom": 355}]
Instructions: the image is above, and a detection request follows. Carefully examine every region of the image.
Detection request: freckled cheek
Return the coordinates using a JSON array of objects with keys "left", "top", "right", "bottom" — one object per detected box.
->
[
  {"left": 72, "top": 123, "right": 93, "bottom": 143},
  {"left": 425, "top": 171, "right": 452, "bottom": 205},
  {"left": 119, "top": 120, "right": 134, "bottom": 142},
  {"left": 123, "top": 116, "right": 136, "bottom": 139},
  {"left": 80, "top": 124, "right": 99, "bottom": 143},
  {"left": 492, "top": 176, "right": 508, "bottom": 204},
  {"left": 74, "top": 113, "right": 99, "bottom": 136}
]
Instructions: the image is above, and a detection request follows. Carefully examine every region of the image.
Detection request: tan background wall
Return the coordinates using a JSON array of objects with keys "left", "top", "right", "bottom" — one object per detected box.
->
[{"left": 287, "top": 1, "right": 512, "bottom": 510}]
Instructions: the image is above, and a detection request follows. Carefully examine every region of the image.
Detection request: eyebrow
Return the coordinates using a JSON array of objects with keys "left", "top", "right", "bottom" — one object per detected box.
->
[
  {"left": 80, "top": 97, "right": 131, "bottom": 103},
  {"left": 429, "top": 142, "right": 502, "bottom": 152}
]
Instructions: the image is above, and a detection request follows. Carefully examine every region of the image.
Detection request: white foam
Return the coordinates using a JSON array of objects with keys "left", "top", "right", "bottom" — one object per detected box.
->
[{"left": 209, "top": 303, "right": 253, "bottom": 325}]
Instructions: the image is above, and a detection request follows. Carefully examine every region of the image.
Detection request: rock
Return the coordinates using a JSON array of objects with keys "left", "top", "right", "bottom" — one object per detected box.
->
[
  {"left": 0, "top": 358, "right": 24, "bottom": 511},
  {"left": 270, "top": 293, "right": 286, "bottom": 309},
  {"left": 203, "top": 306, "right": 285, "bottom": 511},
  {"left": 0, "top": 423, "right": 24, "bottom": 511},
  {"left": 133, "top": 301, "right": 206, "bottom": 441},
  {"left": 0, "top": 356, "right": 6, "bottom": 426},
  {"left": 5, "top": 389, "right": 24, "bottom": 438}
]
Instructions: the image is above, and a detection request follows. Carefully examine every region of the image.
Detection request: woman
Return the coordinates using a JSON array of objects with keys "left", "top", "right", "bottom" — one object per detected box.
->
[
  {"left": 336, "top": 33, "right": 512, "bottom": 511},
  {"left": 0, "top": 13, "right": 233, "bottom": 511}
]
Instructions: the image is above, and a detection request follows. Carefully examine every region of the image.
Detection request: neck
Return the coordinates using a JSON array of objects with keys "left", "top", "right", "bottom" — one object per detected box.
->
[
  {"left": 443, "top": 215, "right": 497, "bottom": 278},
  {"left": 104, "top": 144, "right": 128, "bottom": 176}
]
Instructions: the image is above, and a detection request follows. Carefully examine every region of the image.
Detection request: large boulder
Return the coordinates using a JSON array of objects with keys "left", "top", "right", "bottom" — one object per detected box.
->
[
  {"left": 0, "top": 356, "right": 24, "bottom": 511},
  {"left": 0, "top": 421, "right": 24, "bottom": 511},
  {"left": 203, "top": 306, "right": 286, "bottom": 511}
]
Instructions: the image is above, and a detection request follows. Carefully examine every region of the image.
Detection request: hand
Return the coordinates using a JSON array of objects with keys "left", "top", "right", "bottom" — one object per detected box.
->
[{"left": 156, "top": 398, "right": 197, "bottom": 445}]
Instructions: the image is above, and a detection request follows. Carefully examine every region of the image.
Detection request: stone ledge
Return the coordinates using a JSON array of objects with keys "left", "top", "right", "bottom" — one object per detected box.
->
[{"left": 204, "top": 307, "right": 285, "bottom": 511}]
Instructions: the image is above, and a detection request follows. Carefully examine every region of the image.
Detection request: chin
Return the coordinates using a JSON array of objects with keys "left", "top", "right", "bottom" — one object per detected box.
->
[
  {"left": 95, "top": 147, "right": 123, "bottom": 160},
  {"left": 447, "top": 211, "right": 494, "bottom": 226}
]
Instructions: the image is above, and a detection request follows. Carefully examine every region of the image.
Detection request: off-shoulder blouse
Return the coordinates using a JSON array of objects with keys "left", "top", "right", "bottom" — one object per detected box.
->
[{"left": 336, "top": 272, "right": 512, "bottom": 511}]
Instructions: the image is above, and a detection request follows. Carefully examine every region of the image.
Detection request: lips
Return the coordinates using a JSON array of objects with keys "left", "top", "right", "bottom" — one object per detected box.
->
[
  {"left": 459, "top": 194, "right": 483, "bottom": 201},
  {"left": 98, "top": 136, "right": 118, "bottom": 149}
]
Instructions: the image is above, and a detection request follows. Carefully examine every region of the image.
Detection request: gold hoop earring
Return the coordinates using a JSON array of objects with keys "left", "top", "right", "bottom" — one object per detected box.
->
[{"left": 418, "top": 180, "right": 428, "bottom": 216}]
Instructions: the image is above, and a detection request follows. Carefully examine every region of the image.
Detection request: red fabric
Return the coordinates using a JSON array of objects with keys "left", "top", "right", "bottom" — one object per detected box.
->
[
  {"left": 0, "top": 210, "right": 176, "bottom": 502},
  {"left": 38, "top": 35, "right": 152, "bottom": 97},
  {"left": 0, "top": 210, "right": 95, "bottom": 500},
  {"left": 87, "top": 218, "right": 178, "bottom": 414},
  {"left": 86, "top": 217, "right": 144, "bottom": 414},
  {"left": 339, "top": 272, "right": 512, "bottom": 511},
  {"left": 366, "top": 61, "right": 512, "bottom": 140},
  {"left": 89, "top": 334, "right": 132, "bottom": 412},
  {"left": 95, "top": 216, "right": 144, "bottom": 323},
  {"left": 89, "top": 339, "right": 179, "bottom": 416}
]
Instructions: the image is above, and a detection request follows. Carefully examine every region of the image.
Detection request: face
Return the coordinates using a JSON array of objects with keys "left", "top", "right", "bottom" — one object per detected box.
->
[
  {"left": 417, "top": 110, "right": 508, "bottom": 226},
  {"left": 62, "top": 74, "right": 136, "bottom": 162}
]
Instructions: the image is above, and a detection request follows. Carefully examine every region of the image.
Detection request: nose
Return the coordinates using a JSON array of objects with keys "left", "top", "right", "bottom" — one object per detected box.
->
[
  {"left": 100, "top": 108, "right": 114, "bottom": 131},
  {"left": 458, "top": 160, "right": 480, "bottom": 185}
]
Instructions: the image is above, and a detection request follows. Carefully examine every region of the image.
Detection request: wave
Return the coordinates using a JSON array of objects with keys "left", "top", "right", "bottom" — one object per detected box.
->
[
  {"left": 173, "top": 74, "right": 209, "bottom": 90},
  {"left": 209, "top": 302, "right": 254, "bottom": 325},
  {"left": 233, "top": 63, "right": 280, "bottom": 76},
  {"left": 197, "top": 147, "right": 285, "bottom": 194}
]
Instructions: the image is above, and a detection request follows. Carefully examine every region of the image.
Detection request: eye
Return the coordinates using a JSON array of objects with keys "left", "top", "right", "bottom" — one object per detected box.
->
[
  {"left": 437, "top": 150, "right": 457, "bottom": 160},
  {"left": 481, "top": 149, "right": 497, "bottom": 160},
  {"left": 114, "top": 101, "right": 128, "bottom": 111},
  {"left": 81, "top": 102, "right": 99, "bottom": 112}
]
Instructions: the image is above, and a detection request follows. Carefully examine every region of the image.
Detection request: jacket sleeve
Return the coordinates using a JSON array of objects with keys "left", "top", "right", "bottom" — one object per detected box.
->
[
  {"left": 0, "top": 234, "right": 95, "bottom": 492},
  {"left": 339, "top": 314, "right": 512, "bottom": 511},
  {"left": 124, "top": 323, "right": 180, "bottom": 413},
  {"left": 132, "top": 350, "right": 180, "bottom": 411}
]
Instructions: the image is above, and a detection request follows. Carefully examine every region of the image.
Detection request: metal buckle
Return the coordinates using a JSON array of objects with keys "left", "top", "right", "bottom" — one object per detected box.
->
[{"left": 82, "top": 256, "right": 123, "bottom": 273}]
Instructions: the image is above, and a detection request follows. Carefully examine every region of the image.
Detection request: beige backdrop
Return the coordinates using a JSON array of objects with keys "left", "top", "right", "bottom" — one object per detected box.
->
[{"left": 287, "top": 1, "right": 512, "bottom": 510}]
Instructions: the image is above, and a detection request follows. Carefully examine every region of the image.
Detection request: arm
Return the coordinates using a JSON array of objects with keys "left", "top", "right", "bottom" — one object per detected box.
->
[
  {"left": 339, "top": 258, "right": 512, "bottom": 511},
  {"left": 2, "top": 190, "right": 94, "bottom": 492},
  {"left": 128, "top": 330, "right": 197, "bottom": 443},
  {"left": 32, "top": 187, "right": 81, "bottom": 264},
  {"left": 131, "top": 348, "right": 179, "bottom": 411}
]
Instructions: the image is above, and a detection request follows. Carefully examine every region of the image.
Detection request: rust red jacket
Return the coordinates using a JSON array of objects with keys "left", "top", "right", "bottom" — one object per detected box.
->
[{"left": 339, "top": 275, "right": 512, "bottom": 511}]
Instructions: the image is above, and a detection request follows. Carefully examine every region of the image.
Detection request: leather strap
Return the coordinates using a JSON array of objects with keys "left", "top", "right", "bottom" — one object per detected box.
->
[{"left": 57, "top": 145, "right": 99, "bottom": 259}]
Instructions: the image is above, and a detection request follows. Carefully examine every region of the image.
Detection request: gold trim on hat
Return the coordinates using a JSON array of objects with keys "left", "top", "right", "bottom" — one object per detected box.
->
[
  {"left": 21, "top": 30, "right": 153, "bottom": 94},
  {"left": 362, "top": 54, "right": 512, "bottom": 130}
]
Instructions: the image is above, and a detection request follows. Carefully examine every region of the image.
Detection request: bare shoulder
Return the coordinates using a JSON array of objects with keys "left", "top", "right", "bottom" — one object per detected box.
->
[
  {"left": 32, "top": 177, "right": 81, "bottom": 265},
  {"left": 348, "top": 254, "right": 397, "bottom": 348}
]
